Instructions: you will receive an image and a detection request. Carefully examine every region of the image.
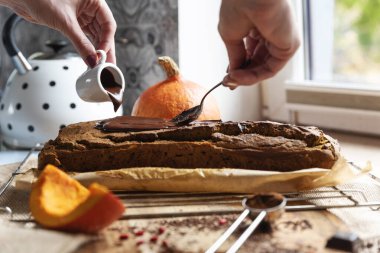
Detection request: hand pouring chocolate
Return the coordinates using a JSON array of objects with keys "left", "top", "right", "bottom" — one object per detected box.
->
[{"left": 76, "top": 50, "right": 125, "bottom": 112}]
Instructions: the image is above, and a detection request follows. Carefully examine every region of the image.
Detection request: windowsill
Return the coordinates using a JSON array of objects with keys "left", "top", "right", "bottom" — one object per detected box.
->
[
  {"left": 286, "top": 81, "right": 380, "bottom": 111},
  {"left": 326, "top": 130, "right": 380, "bottom": 177},
  {"left": 287, "top": 80, "right": 380, "bottom": 93}
]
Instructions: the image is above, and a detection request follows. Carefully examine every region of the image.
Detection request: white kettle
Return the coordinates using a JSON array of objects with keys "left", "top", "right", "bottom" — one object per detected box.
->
[{"left": 0, "top": 14, "right": 122, "bottom": 148}]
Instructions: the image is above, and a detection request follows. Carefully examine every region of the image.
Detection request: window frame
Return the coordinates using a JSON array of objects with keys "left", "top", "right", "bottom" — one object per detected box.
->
[{"left": 262, "top": 0, "right": 380, "bottom": 135}]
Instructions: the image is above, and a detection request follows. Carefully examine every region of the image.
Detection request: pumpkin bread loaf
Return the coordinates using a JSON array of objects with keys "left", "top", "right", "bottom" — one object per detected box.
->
[{"left": 38, "top": 119, "right": 340, "bottom": 172}]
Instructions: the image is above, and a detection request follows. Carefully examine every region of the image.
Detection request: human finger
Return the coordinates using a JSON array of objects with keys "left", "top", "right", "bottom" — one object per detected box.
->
[
  {"left": 247, "top": 39, "right": 269, "bottom": 68},
  {"left": 95, "top": 2, "right": 116, "bottom": 63},
  {"left": 222, "top": 75, "right": 238, "bottom": 90},
  {"left": 12, "top": 9, "right": 36, "bottom": 23},
  {"left": 106, "top": 41, "right": 116, "bottom": 64},
  {"left": 245, "top": 29, "right": 261, "bottom": 58},
  {"left": 62, "top": 20, "right": 97, "bottom": 67},
  {"left": 93, "top": 19, "right": 101, "bottom": 34},
  {"left": 87, "top": 25, "right": 98, "bottom": 41},
  {"left": 222, "top": 38, "right": 247, "bottom": 71},
  {"left": 228, "top": 55, "right": 287, "bottom": 85},
  {"left": 218, "top": 0, "right": 252, "bottom": 71}
]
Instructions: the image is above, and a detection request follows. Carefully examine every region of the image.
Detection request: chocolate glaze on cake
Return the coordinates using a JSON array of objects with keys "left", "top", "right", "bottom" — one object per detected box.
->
[
  {"left": 96, "top": 116, "right": 221, "bottom": 132},
  {"left": 96, "top": 116, "right": 177, "bottom": 131},
  {"left": 38, "top": 117, "right": 340, "bottom": 172}
]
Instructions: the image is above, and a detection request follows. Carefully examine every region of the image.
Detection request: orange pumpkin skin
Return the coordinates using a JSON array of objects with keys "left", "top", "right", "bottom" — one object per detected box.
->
[
  {"left": 30, "top": 165, "right": 125, "bottom": 233},
  {"left": 132, "top": 57, "right": 221, "bottom": 120},
  {"left": 58, "top": 184, "right": 125, "bottom": 234}
]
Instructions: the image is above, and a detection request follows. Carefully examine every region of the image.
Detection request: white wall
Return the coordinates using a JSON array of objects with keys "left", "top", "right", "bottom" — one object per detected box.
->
[{"left": 178, "top": 0, "right": 262, "bottom": 121}]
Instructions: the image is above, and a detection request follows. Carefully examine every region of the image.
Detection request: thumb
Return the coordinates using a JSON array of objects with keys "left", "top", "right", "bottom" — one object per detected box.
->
[
  {"left": 222, "top": 74, "right": 238, "bottom": 90},
  {"left": 62, "top": 22, "right": 97, "bottom": 67}
]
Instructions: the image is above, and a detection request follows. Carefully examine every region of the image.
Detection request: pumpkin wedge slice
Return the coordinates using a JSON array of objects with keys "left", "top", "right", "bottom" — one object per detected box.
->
[{"left": 30, "top": 164, "right": 125, "bottom": 233}]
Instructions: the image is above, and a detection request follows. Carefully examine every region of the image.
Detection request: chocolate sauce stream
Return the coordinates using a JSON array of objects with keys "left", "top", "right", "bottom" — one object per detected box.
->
[
  {"left": 101, "top": 68, "right": 123, "bottom": 112},
  {"left": 107, "top": 89, "right": 122, "bottom": 112}
]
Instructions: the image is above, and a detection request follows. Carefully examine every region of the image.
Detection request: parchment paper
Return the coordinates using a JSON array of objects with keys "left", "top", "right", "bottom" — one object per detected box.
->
[{"left": 15, "top": 156, "right": 371, "bottom": 193}]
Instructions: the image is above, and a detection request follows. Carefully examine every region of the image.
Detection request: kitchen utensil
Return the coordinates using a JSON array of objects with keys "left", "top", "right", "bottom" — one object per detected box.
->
[
  {"left": 206, "top": 189, "right": 380, "bottom": 252},
  {"left": 206, "top": 193, "right": 287, "bottom": 253},
  {"left": 76, "top": 50, "right": 125, "bottom": 111},
  {"left": 171, "top": 81, "right": 223, "bottom": 125},
  {"left": 0, "top": 14, "right": 122, "bottom": 148}
]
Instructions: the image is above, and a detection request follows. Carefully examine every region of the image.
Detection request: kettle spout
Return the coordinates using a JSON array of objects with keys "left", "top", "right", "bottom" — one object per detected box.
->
[{"left": 2, "top": 13, "right": 32, "bottom": 75}]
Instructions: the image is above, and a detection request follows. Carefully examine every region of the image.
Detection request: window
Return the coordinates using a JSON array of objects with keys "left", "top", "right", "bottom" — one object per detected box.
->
[
  {"left": 308, "top": 0, "right": 380, "bottom": 84},
  {"left": 263, "top": 0, "right": 380, "bottom": 135}
]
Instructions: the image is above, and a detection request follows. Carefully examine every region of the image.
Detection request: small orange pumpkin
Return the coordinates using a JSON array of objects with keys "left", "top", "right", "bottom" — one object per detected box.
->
[{"left": 131, "top": 56, "right": 221, "bottom": 120}]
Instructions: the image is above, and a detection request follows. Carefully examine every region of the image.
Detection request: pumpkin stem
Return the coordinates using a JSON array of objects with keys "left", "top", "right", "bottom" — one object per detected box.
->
[{"left": 158, "top": 56, "right": 180, "bottom": 78}]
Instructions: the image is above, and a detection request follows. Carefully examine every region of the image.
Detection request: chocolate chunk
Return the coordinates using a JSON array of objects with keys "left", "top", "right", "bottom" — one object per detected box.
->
[{"left": 326, "top": 231, "right": 359, "bottom": 252}]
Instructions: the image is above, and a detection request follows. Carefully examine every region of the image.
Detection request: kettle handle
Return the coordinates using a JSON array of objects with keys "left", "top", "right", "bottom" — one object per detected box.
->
[{"left": 2, "top": 13, "right": 32, "bottom": 75}]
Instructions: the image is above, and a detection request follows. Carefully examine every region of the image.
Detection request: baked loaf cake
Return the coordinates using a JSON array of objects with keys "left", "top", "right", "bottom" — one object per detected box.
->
[{"left": 38, "top": 119, "right": 340, "bottom": 172}]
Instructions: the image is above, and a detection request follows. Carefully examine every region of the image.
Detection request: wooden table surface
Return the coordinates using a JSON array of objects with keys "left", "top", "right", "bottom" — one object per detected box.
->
[
  {"left": 77, "top": 200, "right": 349, "bottom": 253},
  {"left": 0, "top": 160, "right": 356, "bottom": 253}
]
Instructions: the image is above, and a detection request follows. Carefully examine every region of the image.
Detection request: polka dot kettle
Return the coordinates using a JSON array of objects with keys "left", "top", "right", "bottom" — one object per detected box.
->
[{"left": 0, "top": 14, "right": 122, "bottom": 148}]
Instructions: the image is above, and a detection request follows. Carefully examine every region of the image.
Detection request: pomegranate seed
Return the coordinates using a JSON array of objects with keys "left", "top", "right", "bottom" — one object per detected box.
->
[
  {"left": 158, "top": 226, "right": 165, "bottom": 235},
  {"left": 119, "top": 233, "right": 129, "bottom": 240},
  {"left": 218, "top": 218, "right": 227, "bottom": 225},
  {"left": 135, "top": 230, "right": 145, "bottom": 236},
  {"left": 150, "top": 235, "right": 158, "bottom": 243},
  {"left": 136, "top": 240, "right": 144, "bottom": 246}
]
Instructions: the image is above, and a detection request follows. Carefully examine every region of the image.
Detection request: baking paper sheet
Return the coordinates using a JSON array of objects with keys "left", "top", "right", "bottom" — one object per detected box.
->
[{"left": 16, "top": 156, "right": 371, "bottom": 193}]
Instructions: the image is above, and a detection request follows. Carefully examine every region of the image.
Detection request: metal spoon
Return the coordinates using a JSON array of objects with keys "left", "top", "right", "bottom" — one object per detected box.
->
[
  {"left": 171, "top": 81, "right": 223, "bottom": 126},
  {"left": 206, "top": 192, "right": 287, "bottom": 253}
]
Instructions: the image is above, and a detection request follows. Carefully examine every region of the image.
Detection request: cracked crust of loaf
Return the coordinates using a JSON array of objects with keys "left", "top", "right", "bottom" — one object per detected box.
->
[{"left": 38, "top": 120, "right": 340, "bottom": 172}]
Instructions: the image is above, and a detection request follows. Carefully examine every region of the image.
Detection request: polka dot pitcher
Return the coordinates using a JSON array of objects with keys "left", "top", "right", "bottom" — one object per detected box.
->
[{"left": 0, "top": 14, "right": 122, "bottom": 148}]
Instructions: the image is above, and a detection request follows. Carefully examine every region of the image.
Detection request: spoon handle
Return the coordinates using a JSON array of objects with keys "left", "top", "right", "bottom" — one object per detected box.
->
[
  {"left": 200, "top": 81, "right": 223, "bottom": 106},
  {"left": 205, "top": 208, "right": 250, "bottom": 253},
  {"left": 226, "top": 211, "right": 267, "bottom": 253}
]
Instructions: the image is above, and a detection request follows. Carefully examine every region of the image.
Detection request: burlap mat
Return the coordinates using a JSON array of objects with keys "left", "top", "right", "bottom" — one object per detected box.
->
[
  {"left": 310, "top": 179, "right": 380, "bottom": 253},
  {"left": 1, "top": 158, "right": 380, "bottom": 253}
]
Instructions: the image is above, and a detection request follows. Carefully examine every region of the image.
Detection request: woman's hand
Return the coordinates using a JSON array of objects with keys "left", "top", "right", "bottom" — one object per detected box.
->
[
  {"left": 219, "top": 0, "right": 300, "bottom": 87},
  {"left": 3, "top": 0, "right": 116, "bottom": 67}
]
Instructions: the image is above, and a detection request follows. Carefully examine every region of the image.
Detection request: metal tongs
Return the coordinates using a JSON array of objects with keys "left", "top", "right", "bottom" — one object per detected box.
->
[{"left": 206, "top": 192, "right": 287, "bottom": 253}]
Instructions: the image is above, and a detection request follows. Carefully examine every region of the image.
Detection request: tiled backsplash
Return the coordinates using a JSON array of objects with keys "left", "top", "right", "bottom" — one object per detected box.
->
[{"left": 0, "top": 0, "right": 178, "bottom": 115}]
